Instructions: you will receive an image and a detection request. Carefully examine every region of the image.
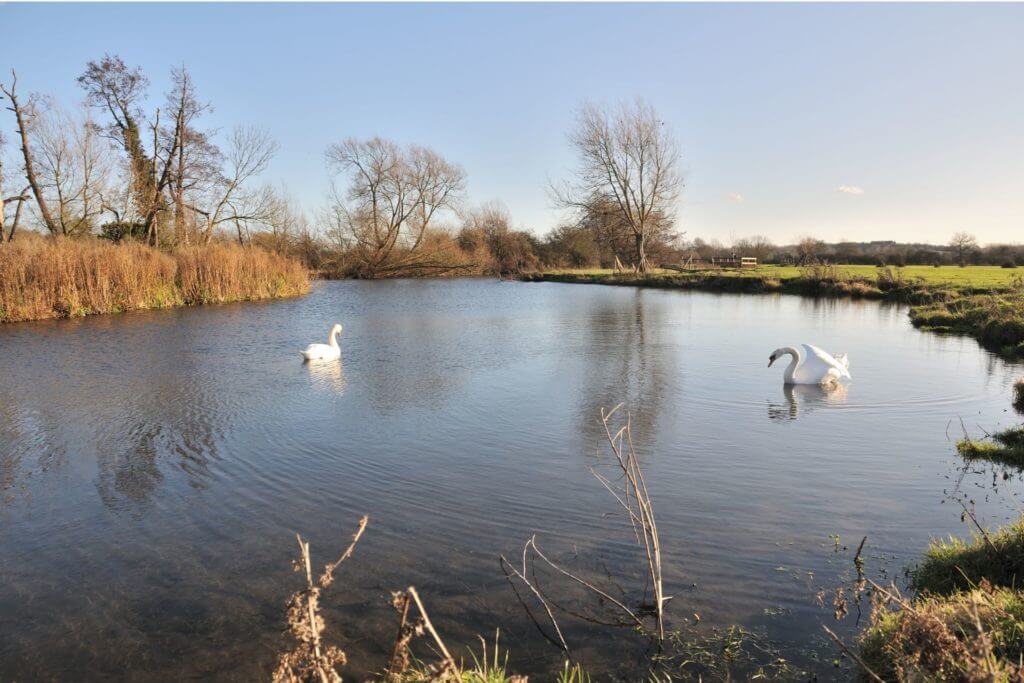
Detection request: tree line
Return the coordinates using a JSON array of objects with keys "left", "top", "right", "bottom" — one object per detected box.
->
[{"left": 3, "top": 56, "right": 1019, "bottom": 278}]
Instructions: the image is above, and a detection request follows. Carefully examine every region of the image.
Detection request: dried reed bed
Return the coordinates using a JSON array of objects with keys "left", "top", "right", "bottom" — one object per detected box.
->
[{"left": 0, "top": 235, "right": 308, "bottom": 322}]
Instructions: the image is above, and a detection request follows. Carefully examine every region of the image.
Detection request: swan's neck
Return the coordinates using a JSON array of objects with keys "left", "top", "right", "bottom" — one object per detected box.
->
[
  {"left": 780, "top": 346, "right": 801, "bottom": 383},
  {"left": 328, "top": 328, "right": 340, "bottom": 348}
]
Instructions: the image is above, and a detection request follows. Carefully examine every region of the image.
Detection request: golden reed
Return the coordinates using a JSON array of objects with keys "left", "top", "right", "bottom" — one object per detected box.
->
[{"left": 0, "top": 235, "right": 309, "bottom": 322}]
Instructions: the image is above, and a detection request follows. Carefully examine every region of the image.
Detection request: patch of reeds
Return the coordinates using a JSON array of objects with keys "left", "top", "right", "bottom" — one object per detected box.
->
[
  {"left": 0, "top": 234, "right": 309, "bottom": 323},
  {"left": 273, "top": 515, "right": 589, "bottom": 683},
  {"left": 500, "top": 404, "right": 667, "bottom": 655},
  {"left": 1014, "top": 379, "right": 1024, "bottom": 415}
]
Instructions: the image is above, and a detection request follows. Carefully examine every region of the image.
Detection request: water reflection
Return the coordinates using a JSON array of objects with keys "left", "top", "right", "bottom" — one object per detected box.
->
[
  {"left": 573, "top": 289, "right": 675, "bottom": 452},
  {"left": 306, "top": 358, "right": 346, "bottom": 395},
  {"left": 767, "top": 383, "right": 849, "bottom": 422}
]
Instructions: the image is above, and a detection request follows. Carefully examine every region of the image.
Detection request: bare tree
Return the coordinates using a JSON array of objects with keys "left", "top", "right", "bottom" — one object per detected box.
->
[
  {"left": 31, "top": 103, "right": 111, "bottom": 236},
  {"left": 1, "top": 70, "right": 59, "bottom": 235},
  {"left": 190, "top": 126, "right": 278, "bottom": 244},
  {"left": 795, "top": 235, "right": 826, "bottom": 265},
  {"left": 950, "top": 232, "right": 979, "bottom": 265},
  {"left": 325, "top": 137, "right": 465, "bottom": 276},
  {"left": 0, "top": 133, "right": 29, "bottom": 242},
  {"left": 556, "top": 99, "right": 682, "bottom": 273},
  {"left": 165, "top": 66, "right": 215, "bottom": 246},
  {"left": 733, "top": 235, "right": 775, "bottom": 262}
]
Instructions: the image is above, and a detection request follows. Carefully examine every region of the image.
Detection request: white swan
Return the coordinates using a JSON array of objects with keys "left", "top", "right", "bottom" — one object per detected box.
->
[
  {"left": 301, "top": 323, "right": 342, "bottom": 361},
  {"left": 768, "top": 344, "right": 851, "bottom": 385}
]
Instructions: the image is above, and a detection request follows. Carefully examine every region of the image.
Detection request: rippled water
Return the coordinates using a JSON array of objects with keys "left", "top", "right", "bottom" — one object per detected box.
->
[{"left": 1, "top": 280, "right": 1022, "bottom": 680}]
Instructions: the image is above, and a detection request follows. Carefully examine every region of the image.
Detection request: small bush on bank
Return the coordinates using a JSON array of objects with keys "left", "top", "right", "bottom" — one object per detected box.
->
[
  {"left": 0, "top": 235, "right": 309, "bottom": 323},
  {"left": 859, "top": 582, "right": 1024, "bottom": 682}
]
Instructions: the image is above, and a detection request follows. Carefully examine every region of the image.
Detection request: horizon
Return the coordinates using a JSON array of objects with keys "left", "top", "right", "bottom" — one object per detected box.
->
[{"left": 2, "top": 2, "right": 1022, "bottom": 244}]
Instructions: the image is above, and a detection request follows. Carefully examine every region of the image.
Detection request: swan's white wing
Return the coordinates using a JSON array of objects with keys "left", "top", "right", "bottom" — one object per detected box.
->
[{"left": 800, "top": 344, "right": 852, "bottom": 382}]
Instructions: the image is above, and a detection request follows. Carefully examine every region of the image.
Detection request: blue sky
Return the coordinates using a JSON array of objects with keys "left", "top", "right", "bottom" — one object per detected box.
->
[{"left": 2, "top": 2, "right": 1022, "bottom": 244}]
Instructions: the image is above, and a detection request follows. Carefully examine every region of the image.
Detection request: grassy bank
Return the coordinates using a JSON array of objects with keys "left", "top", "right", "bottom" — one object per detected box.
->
[
  {"left": 524, "top": 265, "right": 1024, "bottom": 357},
  {"left": 0, "top": 236, "right": 309, "bottom": 323},
  {"left": 859, "top": 518, "right": 1024, "bottom": 680}
]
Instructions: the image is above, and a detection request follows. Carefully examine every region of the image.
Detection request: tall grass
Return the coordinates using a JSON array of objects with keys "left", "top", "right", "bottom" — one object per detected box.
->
[{"left": 0, "top": 235, "right": 309, "bottom": 323}]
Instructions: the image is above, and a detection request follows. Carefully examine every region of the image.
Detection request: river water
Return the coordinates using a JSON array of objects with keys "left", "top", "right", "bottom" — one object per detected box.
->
[{"left": 1, "top": 280, "right": 1021, "bottom": 679}]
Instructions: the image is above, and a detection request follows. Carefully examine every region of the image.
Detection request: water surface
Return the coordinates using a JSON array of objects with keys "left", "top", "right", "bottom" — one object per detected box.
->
[{"left": 1, "top": 280, "right": 1022, "bottom": 679}]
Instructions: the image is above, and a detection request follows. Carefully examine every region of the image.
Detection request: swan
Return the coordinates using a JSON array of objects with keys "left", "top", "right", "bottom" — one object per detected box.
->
[
  {"left": 301, "top": 323, "right": 342, "bottom": 361},
  {"left": 768, "top": 344, "right": 851, "bottom": 385}
]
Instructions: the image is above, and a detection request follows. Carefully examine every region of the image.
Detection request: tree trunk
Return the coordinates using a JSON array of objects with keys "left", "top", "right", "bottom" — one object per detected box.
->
[
  {"left": 635, "top": 232, "right": 648, "bottom": 274},
  {"left": 2, "top": 76, "right": 59, "bottom": 236}
]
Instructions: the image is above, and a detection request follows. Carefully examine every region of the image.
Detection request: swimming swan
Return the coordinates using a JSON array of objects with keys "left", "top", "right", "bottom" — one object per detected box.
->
[
  {"left": 768, "top": 344, "right": 851, "bottom": 385},
  {"left": 301, "top": 323, "right": 342, "bottom": 361}
]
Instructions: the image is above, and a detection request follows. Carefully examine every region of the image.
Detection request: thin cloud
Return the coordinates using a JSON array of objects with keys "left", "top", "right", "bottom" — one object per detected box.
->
[
  {"left": 836, "top": 185, "right": 865, "bottom": 195},
  {"left": 726, "top": 192, "right": 745, "bottom": 203}
]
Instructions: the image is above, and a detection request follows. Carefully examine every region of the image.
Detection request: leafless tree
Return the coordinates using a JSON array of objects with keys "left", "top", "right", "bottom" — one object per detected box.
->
[
  {"left": 795, "top": 235, "right": 826, "bottom": 265},
  {"left": 950, "top": 232, "right": 979, "bottom": 265},
  {"left": 189, "top": 126, "right": 278, "bottom": 244},
  {"left": 1, "top": 70, "right": 60, "bottom": 235},
  {"left": 0, "top": 133, "right": 30, "bottom": 242},
  {"left": 556, "top": 99, "right": 682, "bottom": 273},
  {"left": 733, "top": 235, "right": 775, "bottom": 262},
  {"left": 325, "top": 137, "right": 465, "bottom": 276},
  {"left": 31, "top": 103, "right": 111, "bottom": 236},
  {"left": 165, "top": 66, "right": 215, "bottom": 246}
]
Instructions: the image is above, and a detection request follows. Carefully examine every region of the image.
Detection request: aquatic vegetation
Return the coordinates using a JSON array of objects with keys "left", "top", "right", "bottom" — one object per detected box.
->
[
  {"left": 958, "top": 427, "right": 1024, "bottom": 470},
  {"left": 0, "top": 234, "right": 309, "bottom": 322},
  {"left": 1014, "top": 379, "right": 1024, "bottom": 415}
]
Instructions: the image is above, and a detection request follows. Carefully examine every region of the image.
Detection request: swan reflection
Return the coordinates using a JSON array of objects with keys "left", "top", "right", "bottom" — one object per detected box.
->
[
  {"left": 768, "top": 382, "right": 848, "bottom": 422},
  {"left": 306, "top": 358, "right": 346, "bottom": 395}
]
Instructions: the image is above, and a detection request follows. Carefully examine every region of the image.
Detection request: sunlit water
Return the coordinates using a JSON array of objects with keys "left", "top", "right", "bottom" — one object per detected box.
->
[{"left": 1, "top": 280, "right": 1022, "bottom": 680}]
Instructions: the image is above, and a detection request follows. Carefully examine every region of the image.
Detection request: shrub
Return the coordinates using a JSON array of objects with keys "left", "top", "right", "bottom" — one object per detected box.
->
[{"left": 860, "top": 582, "right": 1024, "bottom": 681}]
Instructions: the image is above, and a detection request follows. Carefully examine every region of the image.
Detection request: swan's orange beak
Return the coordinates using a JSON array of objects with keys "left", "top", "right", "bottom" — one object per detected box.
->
[{"left": 768, "top": 356, "right": 776, "bottom": 367}]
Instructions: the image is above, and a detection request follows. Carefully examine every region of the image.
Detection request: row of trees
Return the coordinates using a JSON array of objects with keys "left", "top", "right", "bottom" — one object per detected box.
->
[
  {"left": 1, "top": 56, "right": 284, "bottom": 247},
  {"left": 4, "top": 58, "right": 1018, "bottom": 275}
]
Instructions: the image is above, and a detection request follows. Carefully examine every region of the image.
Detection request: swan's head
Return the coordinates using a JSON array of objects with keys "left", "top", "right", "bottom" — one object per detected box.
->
[
  {"left": 331, "top": 323, "right": 343, "bottom": 335},
  {"left": 768, "top": 348, "right": 785, "bottom": 367}
]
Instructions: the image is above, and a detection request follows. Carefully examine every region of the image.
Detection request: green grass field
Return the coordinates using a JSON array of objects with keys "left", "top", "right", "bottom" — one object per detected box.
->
[{"left": 544, "top": 264, "right": 1022, "bottom": 289}]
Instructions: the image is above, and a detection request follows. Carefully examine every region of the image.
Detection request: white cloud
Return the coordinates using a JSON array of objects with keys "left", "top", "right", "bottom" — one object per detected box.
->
[
  {"left": 836, "top": 185, "right": 865, "bottom": 195},
  {"left": 726, "top": 192, "right": 745, "bottom": 203}
]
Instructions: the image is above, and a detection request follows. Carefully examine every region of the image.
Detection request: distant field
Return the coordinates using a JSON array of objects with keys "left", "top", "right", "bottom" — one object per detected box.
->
[{"left": 544, "top": 265, "right": 1023, "bottom": 290}]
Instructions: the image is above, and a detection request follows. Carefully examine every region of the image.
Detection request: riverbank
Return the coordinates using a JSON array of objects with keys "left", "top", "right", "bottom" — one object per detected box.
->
[
  {"left": 522, "top": 265, "right": 1024, "bottom": 357},
  {"left": 0, "top": 236, "right": 309, "bottom": 323}
]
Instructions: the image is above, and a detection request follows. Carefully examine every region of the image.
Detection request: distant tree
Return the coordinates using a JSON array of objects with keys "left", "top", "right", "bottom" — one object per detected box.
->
[
  {"left": 556, "top": 99, "right": 682, "bottom": 273},
  {"left": 325, "top": 137, "right": 465, "bottom": 276},
  {"left": 460, "top": 201, "right": 538, "bottom": 275},
  {"left": 950, "top": 232, "right": 979, "bottom": 265},
  {"left": 795, "top": 236, "right": 826, "bottom": 265},
  {"left": 543, "top": 224, "right": 599, "bottom": 268},
  {"left": 732, "top": 235, "right": 775, "bottom": 262}
]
